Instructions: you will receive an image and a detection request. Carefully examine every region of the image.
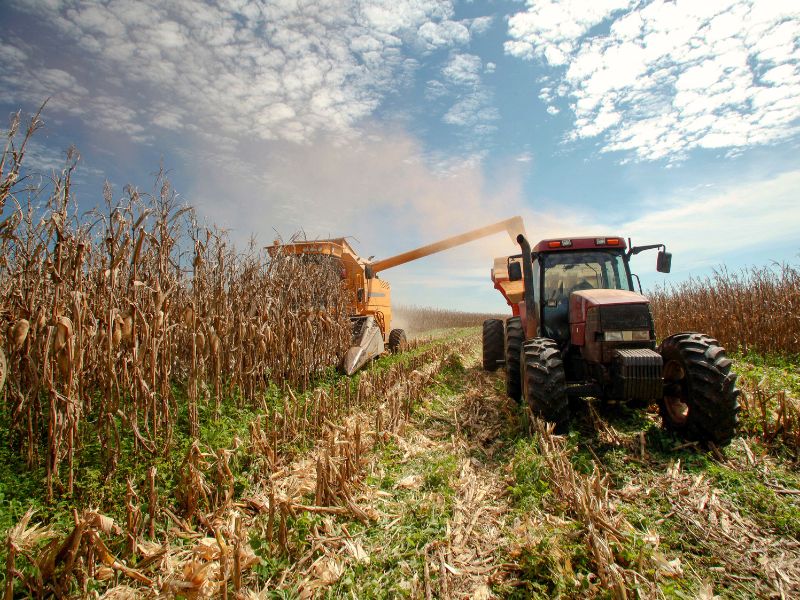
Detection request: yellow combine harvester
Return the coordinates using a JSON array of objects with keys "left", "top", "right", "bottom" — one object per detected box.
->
[{"left": 268, "top": 216, "right": 525, "bottom": 374}]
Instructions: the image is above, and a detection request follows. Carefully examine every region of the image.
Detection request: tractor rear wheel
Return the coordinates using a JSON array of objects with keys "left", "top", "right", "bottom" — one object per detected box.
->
[
  {"left": 388, "top": 329, "right": 407, "bottom": 353},
  {"left": 505, "top": 317, "right": 524, "bottom": 401},
  {"left": 522, "top": 338, "right": 569, "bottom": 433},
  {"left": 658, "top": 332, "right": 740, "bottom": 446},
  {"left": 482, "top": 319, "right": 504, "bottom": 371}
]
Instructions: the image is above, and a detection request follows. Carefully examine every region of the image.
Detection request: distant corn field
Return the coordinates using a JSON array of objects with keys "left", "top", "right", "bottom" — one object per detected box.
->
[
  {"left": 649, "top": 264, "right": 800, "bottom": 356},
  {"left": 394, "top": 304, "right": 504, "bottom": 335}
]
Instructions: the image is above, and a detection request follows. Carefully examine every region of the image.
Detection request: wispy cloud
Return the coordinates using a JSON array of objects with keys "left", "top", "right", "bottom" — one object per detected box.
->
[
  {"left": 506, "top": 0, "right": 800, "bottom": 161},
  {"left": 435, "top": 52, "right": 499, "bottom": 147},
  {"left": 3, "top": 0, "right": 475, "bottom": 145},
  {"left": 621, "top": 168, "right": 800, "bottom": 269}
]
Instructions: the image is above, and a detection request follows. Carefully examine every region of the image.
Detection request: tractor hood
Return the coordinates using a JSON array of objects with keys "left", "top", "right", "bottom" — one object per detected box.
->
[{"left": 570, "top": 289, "right": 649, "bottom": 324}]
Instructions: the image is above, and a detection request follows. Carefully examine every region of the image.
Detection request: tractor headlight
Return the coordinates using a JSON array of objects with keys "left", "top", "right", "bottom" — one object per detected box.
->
[{"left": 603, "top": 330, "right": 650, "bottom": 342}]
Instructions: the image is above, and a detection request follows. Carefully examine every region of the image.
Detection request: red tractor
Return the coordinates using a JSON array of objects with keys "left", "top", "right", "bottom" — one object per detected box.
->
[{"left": 483, "top": 235, "right": 740, "bottom": 445}]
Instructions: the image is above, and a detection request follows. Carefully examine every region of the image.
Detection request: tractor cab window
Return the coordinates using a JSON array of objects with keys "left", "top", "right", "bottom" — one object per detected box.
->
[
  {"left": 540, "top": 250, "right": 632, "bottom": 342},
  {"left": 542, "top": 250, "right": 632, "bottom": 299}
]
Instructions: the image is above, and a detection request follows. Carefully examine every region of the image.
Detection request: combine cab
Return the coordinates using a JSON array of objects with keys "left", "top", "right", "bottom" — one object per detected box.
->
[{"left": 485, "top": 236, "right": 740, "bottom": 446}]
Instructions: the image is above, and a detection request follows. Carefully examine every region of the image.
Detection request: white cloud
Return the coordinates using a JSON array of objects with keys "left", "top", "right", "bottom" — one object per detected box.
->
[
  {"left": 443, "top": 89, "right": 498, "bottom": 133},
  {"left": 506, "top": 0, "right": 635, "bottom": 65},
  {"left": 424, "top": 79, "right": 449, "bottom": 100},
  {"left": 442, "top": 53, "right": 484, "bottom": 86},
  {"left": 506, "top": 0, "right": 800, "bottom": 161},
  {"left": 468, "top": 16, "right": 494, "bottom": 36},
  {"left": 417, "top": 19, "right": 470, "bottom": 50},
  {"left": 3, "top": 0, "right": 463, "bottom": 144},
  {"left": 440, "top": 53, "right": 499, "bottom": 137}
]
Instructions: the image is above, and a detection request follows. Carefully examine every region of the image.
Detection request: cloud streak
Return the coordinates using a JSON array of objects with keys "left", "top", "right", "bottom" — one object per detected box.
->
[{"left": 506, "top": 0, "right": 800, "bottom": 161}]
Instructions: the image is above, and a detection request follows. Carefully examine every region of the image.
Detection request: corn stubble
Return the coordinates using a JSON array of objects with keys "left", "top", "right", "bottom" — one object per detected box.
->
[{"left": 4, "top": 340, "right": 451, "bottom": 597}]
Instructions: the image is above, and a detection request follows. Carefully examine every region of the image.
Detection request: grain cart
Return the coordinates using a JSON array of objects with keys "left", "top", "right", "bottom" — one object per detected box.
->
[
  {"left": 484, "top": 235, "right": 740, "bottom": 445},
  {"left": 269, "top": 216, "right": 524, "bottom": 374}
]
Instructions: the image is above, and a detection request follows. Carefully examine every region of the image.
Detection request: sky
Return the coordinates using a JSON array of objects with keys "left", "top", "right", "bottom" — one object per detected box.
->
[{"left": 1, "top": 0, "right": 799, "bottom": 313}]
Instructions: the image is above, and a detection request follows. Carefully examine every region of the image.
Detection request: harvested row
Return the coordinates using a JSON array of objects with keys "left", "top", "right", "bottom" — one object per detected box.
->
[{"left": 3, "top": 332, "right": 472, "bottom": 597}]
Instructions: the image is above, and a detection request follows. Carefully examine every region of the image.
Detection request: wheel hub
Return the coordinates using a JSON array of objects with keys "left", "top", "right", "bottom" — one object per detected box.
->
[{"left": 663, "top": 359, "right": 689, "bottom": 425}]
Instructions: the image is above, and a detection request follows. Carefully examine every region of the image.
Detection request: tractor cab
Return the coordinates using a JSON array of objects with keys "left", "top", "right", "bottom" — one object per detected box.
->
[
  {"left": 537, "top": 243, "right": 634, "bottom": 345},
  {"left": 506, "top": 237, "right": 642, "bottom": 344}
]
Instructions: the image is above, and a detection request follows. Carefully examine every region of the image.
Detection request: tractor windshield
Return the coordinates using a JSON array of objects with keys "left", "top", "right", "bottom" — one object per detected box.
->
[
  {"left": 538, "top": 249, "right": 633, "bottom": 342},
  {"left": 542, "top": 250, "right": 632, "bottom": 302}
]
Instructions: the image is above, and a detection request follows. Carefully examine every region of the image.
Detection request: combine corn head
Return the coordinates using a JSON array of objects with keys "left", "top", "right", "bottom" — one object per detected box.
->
[{"left": 269, "top": 216, "right": 524, "bottom": 374}]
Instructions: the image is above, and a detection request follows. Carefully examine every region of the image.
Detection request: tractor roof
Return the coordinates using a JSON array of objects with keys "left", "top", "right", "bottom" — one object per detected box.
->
[{"left": 533, "top": 236, "right": 627, "bottom": 252}]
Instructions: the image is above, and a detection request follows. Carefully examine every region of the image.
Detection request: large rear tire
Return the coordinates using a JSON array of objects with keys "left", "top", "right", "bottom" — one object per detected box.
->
[
  {"left": 388, "top": 329, "right": 407, "bottom": 353},
  {"left": 482, "top": 319, "right": 504, "bottom": 371},
  {"left": 658, "top": 332, "right": 740, "bottom": 446},
  {"left": 505, "top": 317, "right": 524, "bottom": 402},
  {"left": 522, "top": 338, "right": 569, "bottom": 433}
]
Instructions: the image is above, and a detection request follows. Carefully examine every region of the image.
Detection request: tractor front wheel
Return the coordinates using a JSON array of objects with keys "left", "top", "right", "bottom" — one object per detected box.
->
[
  {"left": 388, "top": 329, "right": 407, "bottom": 353},
  {"left": 522, "top": 338, "right": 569, "bottom": 433},
  {"left": 482, "top": 319, "right": 504, "bottom": 371},
  {"left": 505, "top": 317, "right": 524, "bottom": 401},
  {"left": 658, "top": 332, "right": 740, "bottom": 446}
]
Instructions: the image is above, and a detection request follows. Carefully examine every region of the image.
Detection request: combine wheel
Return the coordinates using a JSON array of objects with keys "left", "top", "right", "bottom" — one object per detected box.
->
[
  {"left": 388, "top": 328, "right": 407, "bottom": 353},
  {"left": 522, "top": 338, "right": 569, "bottom": 433},
  {"left": 658, "top": 332, "right": 740, "bottom": 446},
  {"left": 482, "top": 319, "right": 504, "bottom": 371},
  {"left": 505, "top": 317, "right": 524, "bottom": 401}
]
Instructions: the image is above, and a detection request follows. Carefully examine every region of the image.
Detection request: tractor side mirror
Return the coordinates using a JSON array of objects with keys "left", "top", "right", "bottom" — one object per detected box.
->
[
  {"left": 508, "top": 262, "right": 522, "bottom": 281},
  {"left": 656, "top": 250, "right": 672, "bottom": 273}
]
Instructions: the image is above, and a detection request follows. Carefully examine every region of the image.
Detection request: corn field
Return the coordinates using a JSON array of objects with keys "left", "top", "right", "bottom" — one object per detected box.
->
[
  {"left": 5, "top": 108, "right": 800, "bottom": 599},
  {"left": 0, "top": 110, "right": 351, "bottom": 502},
  {"left": 649, "top": 264, "right": 800, "bottom": 356}
]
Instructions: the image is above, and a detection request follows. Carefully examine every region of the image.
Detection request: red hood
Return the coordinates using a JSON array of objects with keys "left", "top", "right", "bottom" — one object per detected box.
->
[{"left": 570, "top": 289, "right": 648, "bottom": 323}]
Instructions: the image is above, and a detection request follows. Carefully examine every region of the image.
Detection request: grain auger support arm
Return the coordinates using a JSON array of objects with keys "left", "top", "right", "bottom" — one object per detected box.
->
[{"left": 366, "top": 216, "right": 526, "bottom": 277}]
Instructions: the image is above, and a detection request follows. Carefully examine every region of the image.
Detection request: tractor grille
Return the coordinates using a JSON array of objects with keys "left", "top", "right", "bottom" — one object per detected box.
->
[
  {"left": 600, "top": 304, "right": 653, "bottom": 330},
  {"left": 612, "top": 348, "right": 663, "bottom": 401}
]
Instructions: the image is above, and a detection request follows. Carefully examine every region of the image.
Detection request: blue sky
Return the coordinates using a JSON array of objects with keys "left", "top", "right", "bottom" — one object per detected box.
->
[{"left": 1, "top": 0, "right": 799, "bottom": 313}]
